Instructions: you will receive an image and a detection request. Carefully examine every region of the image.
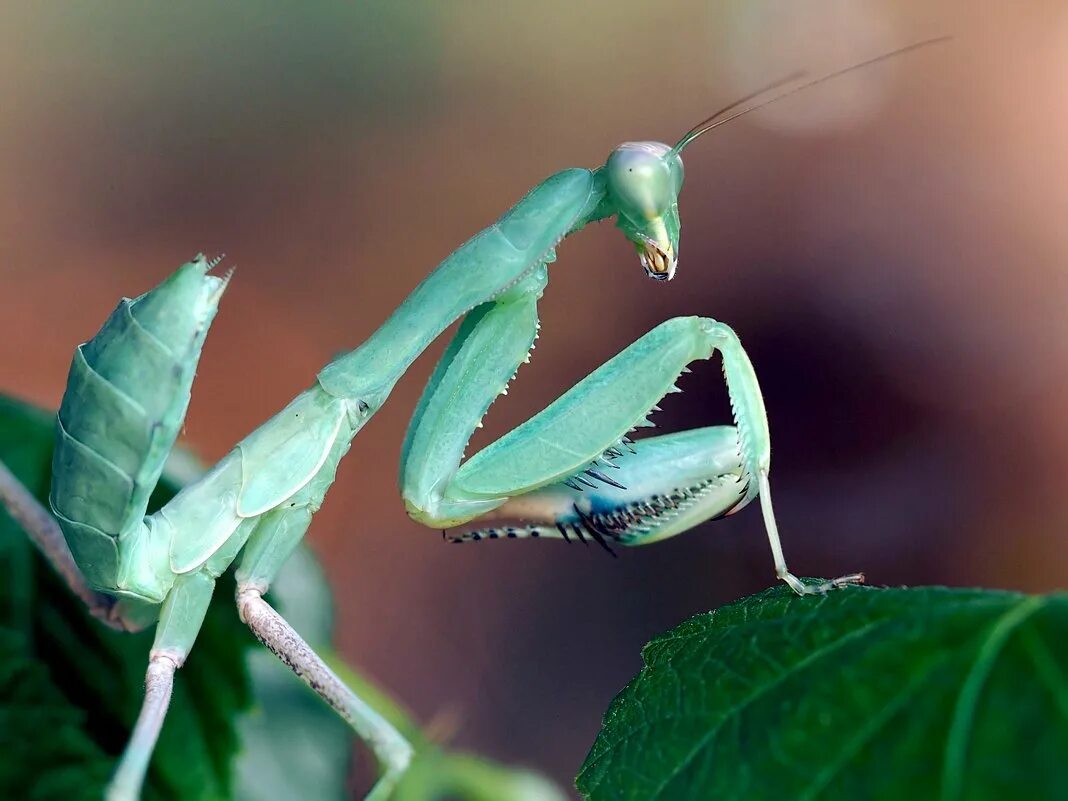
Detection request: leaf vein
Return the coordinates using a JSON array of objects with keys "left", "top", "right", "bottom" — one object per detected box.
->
[
  {"left": 940, "top": 595, "right": 1046, "bottom": 801},
  {"left": 646, "top": 618, "right": 886, "bottom": 800}
]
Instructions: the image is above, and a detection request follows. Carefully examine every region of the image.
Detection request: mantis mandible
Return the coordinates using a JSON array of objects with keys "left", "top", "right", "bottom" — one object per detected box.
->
[{"left": 0, "top": 40, "right": 945, "bottom": 801}]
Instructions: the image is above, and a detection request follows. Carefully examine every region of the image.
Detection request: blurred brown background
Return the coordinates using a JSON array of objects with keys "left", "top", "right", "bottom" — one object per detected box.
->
[{"left": 2, "top": 0, "right": 1065, "bottom": 793}]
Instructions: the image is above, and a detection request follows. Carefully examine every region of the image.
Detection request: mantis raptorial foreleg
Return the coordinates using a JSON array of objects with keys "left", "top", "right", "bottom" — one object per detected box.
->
[
  {"left": 407, "top": 307, "right": 859, "bottom": 593},
  {"left": 400, "top": 268, "right": 547, "bottom": 526}
]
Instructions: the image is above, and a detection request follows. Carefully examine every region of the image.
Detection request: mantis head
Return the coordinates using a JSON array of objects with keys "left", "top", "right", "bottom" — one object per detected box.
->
[
  {"left": 602, "top": 38, "right": 948, "bottom": 283},
  {"left": 605, "top": 142, "right": 684, "bottom": 281}
]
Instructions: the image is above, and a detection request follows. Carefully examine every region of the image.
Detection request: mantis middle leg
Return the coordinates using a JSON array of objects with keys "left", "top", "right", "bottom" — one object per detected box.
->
[{"left": 108, "top": 571, "right": 216, "bottom": 801}]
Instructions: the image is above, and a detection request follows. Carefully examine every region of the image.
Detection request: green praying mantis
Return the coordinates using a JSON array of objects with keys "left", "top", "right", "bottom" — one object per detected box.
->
[{"left": 0, "top": 40, "right": 946, "bottom": 801}]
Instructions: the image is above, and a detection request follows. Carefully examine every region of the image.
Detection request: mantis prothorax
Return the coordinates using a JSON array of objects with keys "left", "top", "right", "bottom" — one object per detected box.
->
[{"left": 0, "top": 39, "right": 946, "bottom": 801}]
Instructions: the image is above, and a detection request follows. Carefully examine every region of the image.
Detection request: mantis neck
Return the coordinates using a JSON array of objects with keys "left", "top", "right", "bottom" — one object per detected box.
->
[{"left": 316, "top": 167, "right": 609, "bottom": 405}]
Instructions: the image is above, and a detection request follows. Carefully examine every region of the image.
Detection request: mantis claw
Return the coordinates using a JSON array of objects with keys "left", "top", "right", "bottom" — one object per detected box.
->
[{"left": 783, "top": 572, "right": 866, "bottom": 596}]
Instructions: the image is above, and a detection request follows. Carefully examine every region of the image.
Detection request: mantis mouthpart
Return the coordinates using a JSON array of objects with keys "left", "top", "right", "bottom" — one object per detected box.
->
[{"left": 0, "top": 37, "right": 952, "bottom": 800}]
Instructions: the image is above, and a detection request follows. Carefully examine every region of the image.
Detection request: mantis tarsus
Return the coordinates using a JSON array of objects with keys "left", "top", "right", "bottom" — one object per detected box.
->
[{"left": 0, "top": 39, "right": 947, "bottom": 801}]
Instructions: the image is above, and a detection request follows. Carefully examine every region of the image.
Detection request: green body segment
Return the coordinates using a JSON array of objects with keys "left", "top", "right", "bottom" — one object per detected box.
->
[
  {"left": 158, "top": 387, "right": 355, "bottom": 576},
  {"left": 49, "top": 256, "right": 227, "bottom": 592}
]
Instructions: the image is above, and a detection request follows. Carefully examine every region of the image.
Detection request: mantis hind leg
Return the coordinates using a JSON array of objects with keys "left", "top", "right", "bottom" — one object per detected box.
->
[
  {"left": 234, "top": 506, "right": 413, "bottom": 800},
  {"left": 236, "top": 586, "right": 413, "bottom": 801}
]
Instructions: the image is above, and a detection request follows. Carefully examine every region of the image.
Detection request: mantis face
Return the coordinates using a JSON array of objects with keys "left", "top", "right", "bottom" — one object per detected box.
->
[{"left": 604, "top": 141, "right": 684, "bottom": 281}]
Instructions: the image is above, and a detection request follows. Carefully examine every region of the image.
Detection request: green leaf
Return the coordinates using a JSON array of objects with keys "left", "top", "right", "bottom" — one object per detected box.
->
[
  {"left": 0, "top": 394, "right": 254, "bottom": 801},
  {"left": 578, "top": 584, "right": 1068, "bottom": 801},
  {"left": 0, "top": 628, "right": 112, "bottom": 800}
]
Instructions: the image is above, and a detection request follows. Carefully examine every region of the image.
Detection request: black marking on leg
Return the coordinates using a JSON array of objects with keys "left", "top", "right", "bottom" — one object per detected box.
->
[{"left": 556, "top": 522, "right": 571, "bottom": 543}]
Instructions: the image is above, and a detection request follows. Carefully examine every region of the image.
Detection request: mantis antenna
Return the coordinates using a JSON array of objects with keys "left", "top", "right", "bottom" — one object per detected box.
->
[{"left": 670, "top": 35, "right": 952, "bottom": 157}]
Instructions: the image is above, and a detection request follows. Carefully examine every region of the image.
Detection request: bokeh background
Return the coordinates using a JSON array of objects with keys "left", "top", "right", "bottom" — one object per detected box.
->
[{"left": 2, "top": 0, "right": 1065, "bottom": 794}]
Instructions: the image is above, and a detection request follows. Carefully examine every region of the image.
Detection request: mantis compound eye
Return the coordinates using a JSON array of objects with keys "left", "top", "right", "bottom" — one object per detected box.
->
[{"left": 604, "top": 141, "right": 684, "bottom": 281}]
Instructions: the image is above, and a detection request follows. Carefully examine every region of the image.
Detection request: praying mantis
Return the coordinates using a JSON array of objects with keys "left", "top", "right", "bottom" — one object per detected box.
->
[{"left": 0, "top": 40, "right": 946, "bottom": 801}]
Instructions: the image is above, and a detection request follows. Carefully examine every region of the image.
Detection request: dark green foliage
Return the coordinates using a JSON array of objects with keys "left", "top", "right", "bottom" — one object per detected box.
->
[
  {"left": 578, "top": 584, "right": 1068, "bottom": 801},
  {"left": 0, "top": 630, "right": 112, "bottom": 800},
  {"left": 0, "top": 395, "right": 255, "bottom": 801}
]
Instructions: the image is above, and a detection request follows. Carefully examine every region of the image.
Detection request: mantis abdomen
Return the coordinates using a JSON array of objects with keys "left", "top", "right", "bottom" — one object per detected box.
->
[{"left": 49, "top": 256, "right": 227, "bottom": 590}]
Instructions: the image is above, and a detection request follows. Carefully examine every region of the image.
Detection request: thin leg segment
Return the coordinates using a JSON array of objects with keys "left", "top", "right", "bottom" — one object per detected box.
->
[
  {"left": 236, "top": 585, "right": 413, "bottom": 801},
  {"left": 106, "top": 571, "right": 216, "bottom": 801},
  {"left": 235, "top": 508, "right": 413, "bottom": 799},
  {"left": 703, "top": 321, "right": 863, "bottom": 595},
  {"left": 105, "top": 655, "right": 177, "bottom": 801},
  {"left": 756, "top": 472, "right": 864, "bottom": 595}
]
